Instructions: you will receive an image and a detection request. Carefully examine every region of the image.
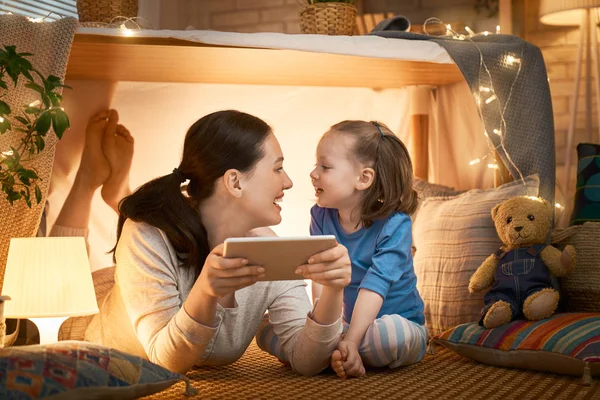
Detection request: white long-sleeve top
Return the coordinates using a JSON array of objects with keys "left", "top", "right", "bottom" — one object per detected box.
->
[{"left": 85, "top": 219, "right": 342, "bottom": 375}]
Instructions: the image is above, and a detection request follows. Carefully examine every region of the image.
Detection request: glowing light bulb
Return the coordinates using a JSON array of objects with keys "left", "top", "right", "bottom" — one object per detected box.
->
[
  {"left": 29, "top": 100, "right": 41, "bottom": 108},
  {"left": 465, "top": 26, "right": 475, "bottom": 36},
  {"left": 120, "top": 24, "right": 134, "bottom": 36},
  {"left": 496, "top": 25, "right": 500, "bottom": 34},
  {"left": 485, "top": 94, "right": 497, "bottom": 104},
  {"left": 469, "top": 158, "right": 481, "bottom": 165},
  {"left": 493, "top": 129, "right": 502, "bottom": 136},
  {"left": 483, "top": 31, "right": 490, "bottom": 36},
  {"left": 487, "top": 163, "right": 499, "bottom": 169},
  {"left": 0, "top": 117, "right": 4, "bottom": 123},
  {"left": 479, "top": 86, "right": 491, "bottom": 92},
  {"left": 505, "top": 55, "right": 521, "bottom": 65},
  {"left": 555, "top": 203, "right": 564, "bottom": 209}
]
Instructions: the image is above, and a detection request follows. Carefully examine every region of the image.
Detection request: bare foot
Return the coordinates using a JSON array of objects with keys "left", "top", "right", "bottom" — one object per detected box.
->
[
  {"left": 77, "top": 110, "right": 111, "bottom": 190},
  {"left": 101, "top": 110, "right": 134, "bottom": 213},
  {"left": 330, "top": 349, "right": 347, "bottom": 379}
]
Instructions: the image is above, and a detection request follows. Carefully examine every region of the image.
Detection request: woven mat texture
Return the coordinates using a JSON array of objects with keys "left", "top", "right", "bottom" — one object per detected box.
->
[
  {"left": 0, "top": 14, "right": 77, "bottom": 290},
  {"left": 144, "top": 341, "right": 600, "bottom": 400}
]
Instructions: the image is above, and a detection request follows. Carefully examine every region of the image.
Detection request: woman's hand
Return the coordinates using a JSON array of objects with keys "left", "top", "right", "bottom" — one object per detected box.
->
[
  {"left": 295, "top": 243, "right": 351, "bottom": 290},
  {"left": 196, "top": 244, "right": 265, "bottom": 298}
]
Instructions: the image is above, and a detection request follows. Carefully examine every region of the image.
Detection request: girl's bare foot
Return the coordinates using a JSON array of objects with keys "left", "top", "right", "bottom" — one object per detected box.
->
[
  {"left": 78, "top": 110, "right": 111, "bottom": 190},
  {"left": 101, "top": 110, "right": 134, "bottom": 213},
  {"left": 330, "top": 349, "right": 347, "bottom": 379}
]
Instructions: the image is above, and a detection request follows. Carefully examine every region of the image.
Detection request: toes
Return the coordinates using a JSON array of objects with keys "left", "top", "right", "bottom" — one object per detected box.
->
[
  {"left": 91, "top": 110, "right": 110, "bottom": 122},
  {"left": 331, "top": 350, "right": 343, "bottom": 363},
  {"left": 106, "top": 109, "right": 119, "bottom": 135}
]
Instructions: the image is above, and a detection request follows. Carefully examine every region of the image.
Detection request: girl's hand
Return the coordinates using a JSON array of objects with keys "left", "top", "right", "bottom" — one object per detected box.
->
[
  {"left": 196, "top": 244, "right": 265, "bottom": 298},
  {"left": 295, "top": 243, "right": 351, "bottom": 290}
]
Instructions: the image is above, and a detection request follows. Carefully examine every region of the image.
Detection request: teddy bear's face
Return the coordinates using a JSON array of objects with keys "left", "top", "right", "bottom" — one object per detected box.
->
[{"left": 492, "top": 196, "right": 552, "bottom": 248}]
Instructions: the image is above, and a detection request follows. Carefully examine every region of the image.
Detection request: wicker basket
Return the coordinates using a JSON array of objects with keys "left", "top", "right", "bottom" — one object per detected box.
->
[
  {"left": 551, "top": 222, "right": 600, "bottom": 313},
  {"left": 300, "top": 2, "right": 357, "bottom": 36},
  {"left": 77, "top": 0, "right": 138, "bottom": 23}
]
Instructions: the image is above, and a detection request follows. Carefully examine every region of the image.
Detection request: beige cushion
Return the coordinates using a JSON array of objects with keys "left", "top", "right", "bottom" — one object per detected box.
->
[
  {"left": 412, "top": 175, "right": 540, "bottom": 337},
  {"left": 551, "top": 222, "right": 600, "bottom": 312}
]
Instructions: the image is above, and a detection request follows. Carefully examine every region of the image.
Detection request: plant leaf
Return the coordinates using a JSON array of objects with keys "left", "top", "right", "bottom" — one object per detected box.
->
[
  {"left": 35, "top": 111, "right": 52, "bottom": 135},
  {"left": 51, "top": 108, "right": 69, "bottom": 139},
  {"left": 35, "top": 184, "right": 42, "bottom": 204},
  {"left": 0, "top": 100, "right": 10, "bottom": 115},
  {"left": 0, "top": 117, "right": 10, "bottom": 134}
]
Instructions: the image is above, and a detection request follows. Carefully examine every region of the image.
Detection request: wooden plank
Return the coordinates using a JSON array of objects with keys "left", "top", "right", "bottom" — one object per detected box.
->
[
  {"left": 499, "top": 0, "right": 512, "bottom": 35},
  {"left": 66, "top": 34, "right": 464, "bottom": 88}
]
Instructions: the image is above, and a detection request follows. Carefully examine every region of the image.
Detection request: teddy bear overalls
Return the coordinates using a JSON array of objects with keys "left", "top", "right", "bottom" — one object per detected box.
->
[{"left": 479, "top": 243, "right": 553, "bottom": 325}]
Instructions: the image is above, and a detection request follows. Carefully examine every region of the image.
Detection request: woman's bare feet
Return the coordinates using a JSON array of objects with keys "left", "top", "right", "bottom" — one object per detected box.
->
[
  {"left": 101, "top": 109, "right": 134, "bottom": 213},
  {"left": 77, "top": 110, "right": 112, "bottom": 190}
]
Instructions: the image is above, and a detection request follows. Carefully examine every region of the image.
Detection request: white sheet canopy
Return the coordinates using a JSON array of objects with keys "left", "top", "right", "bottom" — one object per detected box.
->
[{"left": 50, "top": 28, "right": 493, "bottom": 271}]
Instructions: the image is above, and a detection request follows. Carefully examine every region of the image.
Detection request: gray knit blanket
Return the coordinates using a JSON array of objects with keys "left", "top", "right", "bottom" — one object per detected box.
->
[{"left": 371, "top": 19, "right": 556, "bottom": 206}]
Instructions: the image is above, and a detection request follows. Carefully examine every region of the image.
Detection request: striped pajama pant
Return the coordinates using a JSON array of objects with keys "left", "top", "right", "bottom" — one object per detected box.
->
[{"left": 256, "top": 314, "right": 428, "bottom": 369}]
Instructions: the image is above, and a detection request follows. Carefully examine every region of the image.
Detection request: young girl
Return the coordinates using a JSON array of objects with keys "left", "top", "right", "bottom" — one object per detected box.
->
[{"left": 310, "top": 120, "right": 427, "bottom": 379}]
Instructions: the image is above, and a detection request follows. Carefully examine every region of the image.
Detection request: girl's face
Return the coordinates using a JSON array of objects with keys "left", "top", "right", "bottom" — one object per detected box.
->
[
  {"left": 239, "top": 133, "right": 293, "bottom": 227},
  {"left": 310, "top": 133, "right": 362, "bottom": 210}
]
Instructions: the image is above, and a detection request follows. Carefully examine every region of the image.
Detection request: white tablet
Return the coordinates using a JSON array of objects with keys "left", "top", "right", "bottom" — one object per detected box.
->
[{"left": 223, "top": 235, "right": 338, "bottom": 281}]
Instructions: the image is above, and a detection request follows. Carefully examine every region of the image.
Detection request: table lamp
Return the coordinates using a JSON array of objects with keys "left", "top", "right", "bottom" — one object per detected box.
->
[
  {"left": 539, "top": 0, "right": 600, "bottom": 195},
  {"left": 1, "top": 237, "right": 98, "bottom": 345}
]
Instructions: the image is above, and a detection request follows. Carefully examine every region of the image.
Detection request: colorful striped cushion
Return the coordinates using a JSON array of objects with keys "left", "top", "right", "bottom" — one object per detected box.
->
[
  {"left": 412, "top": 175, "right": 540, "bottom": 337},
  {"left": 432, "top": 313, "right": 600, "bottom": 378}
]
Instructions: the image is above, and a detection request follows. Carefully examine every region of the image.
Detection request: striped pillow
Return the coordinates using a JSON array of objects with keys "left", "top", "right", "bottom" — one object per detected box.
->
[
  {"left": 412, "top": 175, "right": 540, "bottom": 337},
  {"left": 432, "top": 313, "right": 600, "bottom": 378}
]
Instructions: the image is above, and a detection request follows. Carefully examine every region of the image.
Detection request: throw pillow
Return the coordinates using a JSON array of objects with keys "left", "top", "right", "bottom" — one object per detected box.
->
[
  {"left": 412, "top": 175, "right": 540, "bottom": 337},
  {"left": 570, "top": 142, "right": 600, "bottom": 225},
  {"left": 432, "top": 313, "right": 600, "bottom": 380},
  {"left": 0, "top": 340, "right": 197, "bottom": 399},
  {"left": 551, "top": 222, "right": 600, "bottom": 313}
]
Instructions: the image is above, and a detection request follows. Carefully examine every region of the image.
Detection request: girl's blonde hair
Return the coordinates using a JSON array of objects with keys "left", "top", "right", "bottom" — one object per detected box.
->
[{"left": 326, "top": 120, "right": 418, "bottom": 228}]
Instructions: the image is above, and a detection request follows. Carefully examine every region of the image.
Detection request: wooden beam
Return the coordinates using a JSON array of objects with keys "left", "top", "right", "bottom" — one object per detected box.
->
[
  {"left": 66, "top": 34, "right": 464, "bottom": 88},
  {"left": 499, "top": 0, "right": 513, "bottom": 35}
]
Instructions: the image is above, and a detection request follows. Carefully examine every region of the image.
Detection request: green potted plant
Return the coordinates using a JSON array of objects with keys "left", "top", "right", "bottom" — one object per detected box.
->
[
  {"left": 299, "top": 0, "right": 357, "bottom": 36},
  {"left": 0, "top": 45, "right": 69, "bottom": 207}
]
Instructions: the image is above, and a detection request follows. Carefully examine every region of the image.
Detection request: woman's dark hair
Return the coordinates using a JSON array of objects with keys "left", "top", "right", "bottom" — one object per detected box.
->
[
  {"left": 114, "top": 110, "right": 272, "bottom": 277},
  {"left": 326, "top": 120, "right": 419, "bottom": 228}
]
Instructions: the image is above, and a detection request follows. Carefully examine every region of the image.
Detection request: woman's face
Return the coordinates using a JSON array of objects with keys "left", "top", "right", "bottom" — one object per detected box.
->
[{"left": 239, "top": 133, "right": 293, "bottom": 227}]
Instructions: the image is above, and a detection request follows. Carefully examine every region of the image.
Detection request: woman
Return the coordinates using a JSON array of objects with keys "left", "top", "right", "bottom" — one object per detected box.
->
[{"left": 85, "top": 110, "right": 351, "bottom": 376}]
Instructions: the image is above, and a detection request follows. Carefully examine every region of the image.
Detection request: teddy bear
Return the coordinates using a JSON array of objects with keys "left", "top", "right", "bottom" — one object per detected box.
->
[{"left": 468, "top": 196, "right": 576, "bottom": 329}]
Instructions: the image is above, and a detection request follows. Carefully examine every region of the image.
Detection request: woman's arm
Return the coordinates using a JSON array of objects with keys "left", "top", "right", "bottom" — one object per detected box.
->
[
  {"left": 116, "top": 221, "right": 221, "bottom": 373},
  {"left": 267, "top": 281, "right": 343, "bottom": 376}
]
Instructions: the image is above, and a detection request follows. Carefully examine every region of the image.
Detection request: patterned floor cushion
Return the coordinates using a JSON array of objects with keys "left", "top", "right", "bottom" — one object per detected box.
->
[
  {"left": 0, "top": 340, "right": 197, "bottom": 399},
  {"left": 432, "top": 313, "right": 600, "bottom": 381}
]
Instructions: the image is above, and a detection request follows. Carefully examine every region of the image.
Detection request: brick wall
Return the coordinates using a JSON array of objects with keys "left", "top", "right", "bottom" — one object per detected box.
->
[
  {"left": 155, "top": 0, "right": 303, "bottom": 34},
  {"left": 153, "top": 0, "right": 499, "bottom": 34},
  {"left": 523, "top": 0, "right": 592, "bottom": 221}
]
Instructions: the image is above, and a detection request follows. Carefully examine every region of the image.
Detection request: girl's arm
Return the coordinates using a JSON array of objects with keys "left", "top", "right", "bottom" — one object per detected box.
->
[
  {"left": 343, "top": 289, "right": 383, "bottom": 345},
  {"left": 311, "top": 282, "right": 323, "bottom": 304}
]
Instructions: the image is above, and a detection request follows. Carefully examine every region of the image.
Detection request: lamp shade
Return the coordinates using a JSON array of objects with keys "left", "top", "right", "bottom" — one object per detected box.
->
[
  {"left": 540, "top": 0, "right": 600, "bottom": 25},
  {"left": 1, "top": 237, "right": 98, "bottom": 318}
]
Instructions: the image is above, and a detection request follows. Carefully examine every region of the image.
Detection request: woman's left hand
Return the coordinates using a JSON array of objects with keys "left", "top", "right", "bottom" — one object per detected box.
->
[{"left": 295, "top": 243, "right": 351, "bottom": 290}]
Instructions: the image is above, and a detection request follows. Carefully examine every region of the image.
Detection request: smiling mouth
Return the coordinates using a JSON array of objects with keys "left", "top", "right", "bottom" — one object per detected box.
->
[{"left": 515, "top": 233, "right": 530, "bottom": 240}]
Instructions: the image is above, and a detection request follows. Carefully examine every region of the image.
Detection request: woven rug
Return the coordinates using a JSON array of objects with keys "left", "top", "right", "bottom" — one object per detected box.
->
[{"left": 144, "top": 341, "right": 600, "bottom": 400}]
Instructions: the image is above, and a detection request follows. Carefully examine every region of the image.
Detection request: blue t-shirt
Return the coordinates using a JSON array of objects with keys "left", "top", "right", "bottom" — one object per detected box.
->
[{"left": 310, "top": 205, "right": 425, "bottom": 325}]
